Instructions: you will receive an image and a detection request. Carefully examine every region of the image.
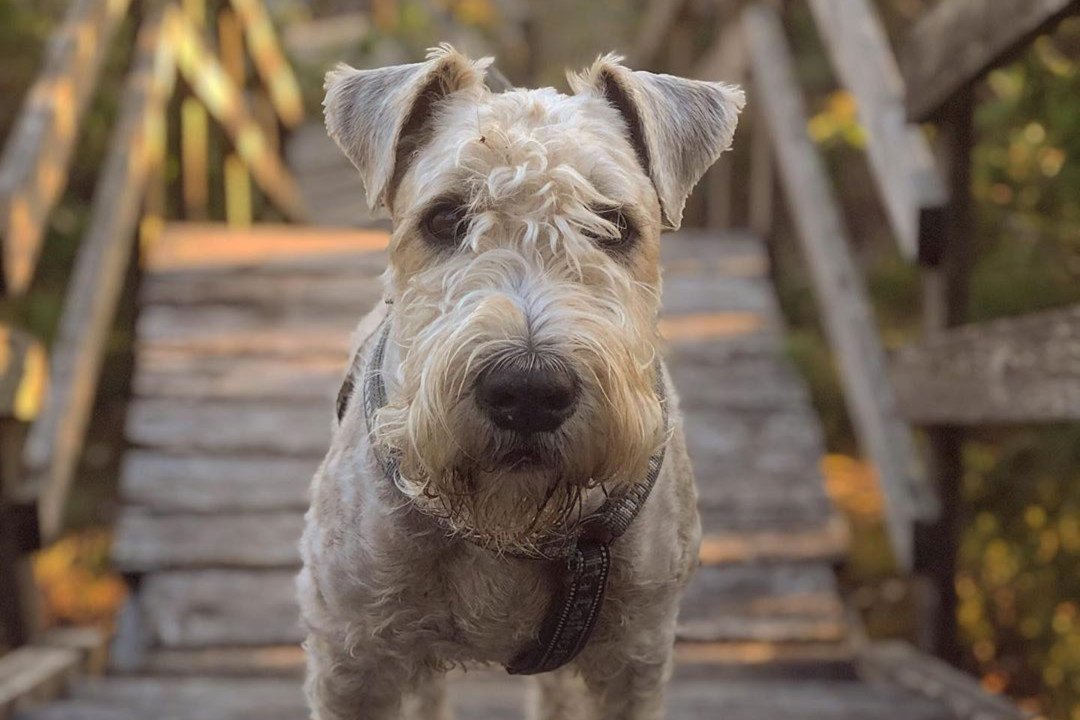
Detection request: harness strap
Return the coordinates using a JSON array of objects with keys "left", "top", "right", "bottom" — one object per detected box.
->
[{"left": 337, "top": 313, "right": 667, "bottom": 675}]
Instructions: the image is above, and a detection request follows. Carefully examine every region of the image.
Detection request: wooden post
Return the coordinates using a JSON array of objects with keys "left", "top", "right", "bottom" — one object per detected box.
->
[
  {"left": 180, "top": 96, "right": 209, "bottom": 220},
  {"left": 179, "top": 0, "right": 208, "bottom": 220},
  {"left": 915, "top": 87, "right": 974, "bottom": 665},
  {"left": 217, "top": 6, "right": 251, "bottom": 228}
]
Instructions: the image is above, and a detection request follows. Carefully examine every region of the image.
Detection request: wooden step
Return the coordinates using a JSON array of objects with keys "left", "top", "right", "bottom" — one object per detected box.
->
[
  {"left": 135, "top": 305, "right": 355, "bottom": 358},
  {"left": 19, "top": 673, "right": 955, "bottom": 720},
  {"left": 120, "top": 452, "right": 315, "bottom": 514},
  {"left": 133, "top": 352, "right": 344, "bottom": 401},
  {"left": 145, "top": 224, "right": 388, "bottom": 274},
  {"left": 113, "top": 512, "right": 303, "bottom": 572},
  {"left": 143, "top": 269, "right": 384, "bottom": 310},
  {"left": 125, "top": 399, "right": 332, "bottom": 456},
  {"left": 119, "top": 562, "right": 847, "bottom": 650},
  {"left": 679, "top": 564, "right": 846, "bottom": 644}
]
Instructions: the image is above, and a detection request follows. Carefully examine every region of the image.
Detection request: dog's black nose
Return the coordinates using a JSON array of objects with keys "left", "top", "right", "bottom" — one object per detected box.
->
[{"left": 476, "top": 363, "right": 579, "bottom": 434}]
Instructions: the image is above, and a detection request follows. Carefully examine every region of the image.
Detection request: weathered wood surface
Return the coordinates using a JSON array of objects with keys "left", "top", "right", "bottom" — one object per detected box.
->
[
  {"left": 20, "top": 673, "right": 955, "bottom": 720},
  {"left": 0, "top": 0, "right": 133, "bottom": 295},
  {"left": 21, "top": 6, "right": 177, "bottom": 544},
  {"left": 0, "top": 645, "right": 80, "bottom": 717},
  {"left": 858, "top": 641, "right": 1032, "bottom": 720},
  {"left": 807, "top": 0, "right": 947, "bottom": 260},
  {"left": 900, "top": 0, "right": 1080, "bottom": 121},
  {"left": 892, "top": 304, "right": 1080, "bottom": 424},
  {"left": 744, "top": 4, "right": 935, "bottom": 571},
  {"left": 27, "top": 223, "right": 970, "bottom": 717}
]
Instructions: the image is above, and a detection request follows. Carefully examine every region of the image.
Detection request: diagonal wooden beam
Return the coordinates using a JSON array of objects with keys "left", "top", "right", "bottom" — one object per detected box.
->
[
  {"left": 807, "top": 0, "right": 948, "bottom": 261},
  {"left": 226, "top": 0, "right": 305, "bottom": 129},
  {"left": 22, "top": 4, "right": 177, "bottom": 544},
  {"left": 743, "top": 3, "right": 937, "bottom": 571}
]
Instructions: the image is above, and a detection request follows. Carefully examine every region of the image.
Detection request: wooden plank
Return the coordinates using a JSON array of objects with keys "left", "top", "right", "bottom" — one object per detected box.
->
[
  {"left": 134, "top": 646, "right": 305, "bottom": 677},
  {"left": 0, "top": 645, "right": 80, "bottom": 716},
  {"left": 678, "top": 564, "right": 846, "bottom": 644},
  {"left": 892, "top": 305, "right": 1080, "bottom": 424},
  {"left": 675, "top": 641, "right": 855, "bottom": 681},
  {"left": 21, "top": 6, "right": 178, "bottom": 544},
  {"left": 169, "top": 12, "right": 307, "bottom": 222},
  {"left": 120, "top": 452, "right": 314, "bottom": 513},
  {"left": 226, "top": 0, "right": 304, "bottom": 128},
  {"left": 0, "top": 0, "right": 134, "bottom": 295},
  {"left": 900, "top": 0, "right": 1080, "bottom": 121},
  {"left": 743, "top": 4, "right": 935, "bottom": 571},
  {"left": 135, "top": 306, "right": 355, "bottom": 357},
  {"left": 662, "top": 678, "right": 951, "bottom": 720},
  {"left": 126, "top": 398, "right": 332, "bottom": 455},
  {"left": 139, "top": 570, "right": 302, "bottom": 647},
  {"left": 807, "top": 0, "right": 947, "bottom": 260},
  {"left": 113, "top": 511, "right": 303, "bottom": 571},
  {"left": 698, "top": 516, "right": 849, "bottom": 566},
  {"left": 858, "top": 641, "right": 1029, "bottom": 719},
  {"left": 144, "top": 223, "right": 388, "bottom": 273},
  {"left": 141, "top": 271, "right": 384, "bottom": 309},
  {"left": 133, "top": 353, "right": 343, "bottom": 401}
]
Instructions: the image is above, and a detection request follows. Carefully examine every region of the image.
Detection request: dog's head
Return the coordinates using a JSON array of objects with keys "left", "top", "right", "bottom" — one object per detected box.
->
[{"left": 326, "top": 45, "right": 743, "bottom": 548}]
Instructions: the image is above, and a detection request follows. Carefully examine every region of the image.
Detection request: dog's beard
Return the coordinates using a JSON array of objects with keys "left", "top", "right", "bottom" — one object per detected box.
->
[{"left": 372, "top": 251, "right": 663, "bottom": 553}]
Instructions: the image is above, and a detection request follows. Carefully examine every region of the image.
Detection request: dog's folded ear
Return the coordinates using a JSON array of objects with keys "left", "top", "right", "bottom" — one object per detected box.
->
[
  {"left": 324, "top": 44, "right": 491, "bottom": 212},
  {"left": 569, "top": 55, "right": 745, "bottom": 230}
]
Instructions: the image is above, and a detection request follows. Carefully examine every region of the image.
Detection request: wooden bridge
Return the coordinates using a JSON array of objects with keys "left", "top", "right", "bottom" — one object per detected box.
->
[{"left": 2, "top": 0, "right": 1077, "bottom": 718}]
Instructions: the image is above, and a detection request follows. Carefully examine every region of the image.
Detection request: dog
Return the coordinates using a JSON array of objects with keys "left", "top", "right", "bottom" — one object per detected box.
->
[{"left": 297, "top": 44, "right": 743, "bottom": 720}]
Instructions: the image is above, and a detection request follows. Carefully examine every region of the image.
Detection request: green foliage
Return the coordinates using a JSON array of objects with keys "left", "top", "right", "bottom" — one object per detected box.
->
[{"left": 959, "top": 429, "right": 1080, "bottom": 717}]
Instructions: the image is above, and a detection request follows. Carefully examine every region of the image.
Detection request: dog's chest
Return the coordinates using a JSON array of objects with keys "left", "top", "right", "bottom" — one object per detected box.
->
[{"left": 421, "top": 546, "right": 556, "bottom": 661}]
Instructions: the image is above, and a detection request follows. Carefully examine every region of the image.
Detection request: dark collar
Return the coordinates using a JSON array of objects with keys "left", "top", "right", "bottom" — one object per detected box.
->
[{"left": 338, "top": 313, "right": 669, "bottom": 674}]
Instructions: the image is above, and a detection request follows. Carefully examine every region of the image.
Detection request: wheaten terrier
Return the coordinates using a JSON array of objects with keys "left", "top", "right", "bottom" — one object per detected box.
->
[{"left": 298, "top": 44, "right": 743, "bottom": 720}]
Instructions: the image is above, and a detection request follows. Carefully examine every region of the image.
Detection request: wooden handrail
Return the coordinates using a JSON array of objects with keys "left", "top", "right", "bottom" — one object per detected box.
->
[
  {"left": 900, "top": 0, "right": 1080, "bottom": 121},
  {"left": 743, "top": 3, "right": 937, "bottom": 571},
  {"left": 892, "top": 305, "right": 1080, "bottom": 425},
  {"left": 0, "top": 0, "right": 134, "bottom": 296},
  {"left": 806, "top": 0, "right": 947, "bottom": 262},
  {"left": 22, "top": 4, "right": 178, "bottom": 544}
]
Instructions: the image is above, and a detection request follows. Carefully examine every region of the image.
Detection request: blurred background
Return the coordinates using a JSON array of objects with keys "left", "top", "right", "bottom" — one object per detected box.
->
[{"left": 0, "top": 0, "right": 1077, "bottom": 718}]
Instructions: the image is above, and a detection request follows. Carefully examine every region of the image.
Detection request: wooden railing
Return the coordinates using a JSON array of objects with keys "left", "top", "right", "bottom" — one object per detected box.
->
[
  {"left": 0, "top": 0, "right": 304, "bottom": 649},
  {"left": 677, "top": 0, "right": 1080, "bottom": 669}
]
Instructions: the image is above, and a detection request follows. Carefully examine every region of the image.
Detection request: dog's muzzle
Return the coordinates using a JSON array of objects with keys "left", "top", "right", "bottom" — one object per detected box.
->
[{"left": 337, "top": 312, "right": 669, "bottom": 675}]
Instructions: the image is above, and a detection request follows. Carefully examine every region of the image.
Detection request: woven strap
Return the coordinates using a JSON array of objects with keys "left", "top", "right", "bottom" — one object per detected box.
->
[
  {"left": 337, "top": 313, "right": 668, "bottom": 674},
  {"left": 506, "top": 540, "right": 611, "bottom": 675}
]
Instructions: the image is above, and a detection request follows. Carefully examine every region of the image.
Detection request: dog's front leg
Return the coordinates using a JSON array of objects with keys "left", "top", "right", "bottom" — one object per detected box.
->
[
  {"left": 576, "top": 613, "right": 678, "bottom": 720},
  {"left": 303, "top": 632, "right": 412, "bottom": 720}
]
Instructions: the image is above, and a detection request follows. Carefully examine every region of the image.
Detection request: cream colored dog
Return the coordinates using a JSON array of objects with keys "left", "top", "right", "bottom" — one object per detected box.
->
[{"left": 298, "top": 45, "right": 743, "bottom": 720}]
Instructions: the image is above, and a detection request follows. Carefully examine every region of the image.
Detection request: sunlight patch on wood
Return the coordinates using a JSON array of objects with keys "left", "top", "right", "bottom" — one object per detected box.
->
[
  {"left": 660, "top": 312, "right": 765, "bottom": 342},
  {"left": 147, "top": 224, "right": 390, "bottom": 271}
]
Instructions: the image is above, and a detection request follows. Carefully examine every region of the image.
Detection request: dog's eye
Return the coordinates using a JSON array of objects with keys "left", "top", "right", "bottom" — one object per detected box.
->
[
  {"left": 585, "top": 207, "right": 638, "bottom": 253},
  {"left": 422, "top": 201, "right": 470, "bottom": 248}
]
